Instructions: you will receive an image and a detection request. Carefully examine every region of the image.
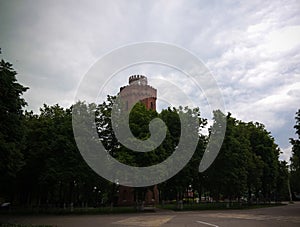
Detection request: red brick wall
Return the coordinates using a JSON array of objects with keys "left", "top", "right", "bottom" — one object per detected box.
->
[{"left": 119, "top": 81, "right": 157, "bottom": 111}]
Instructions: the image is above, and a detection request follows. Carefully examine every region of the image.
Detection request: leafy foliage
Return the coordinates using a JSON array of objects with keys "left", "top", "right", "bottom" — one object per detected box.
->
[
  {"left": 0, "top": 60, "right": 28, "bottom": 200},
  {"left": 0, "top": 59, "right": 288, "bottom": 207}
]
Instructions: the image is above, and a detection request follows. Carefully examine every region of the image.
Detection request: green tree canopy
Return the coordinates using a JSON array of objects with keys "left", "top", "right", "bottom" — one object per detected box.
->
[{"left": 0, "top": 59, "right": 28, "bottom": 200}]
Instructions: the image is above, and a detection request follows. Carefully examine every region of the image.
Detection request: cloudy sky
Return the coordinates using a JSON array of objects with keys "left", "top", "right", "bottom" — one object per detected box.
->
[{"left": 1, "top": 0, "right": 300, "bottom": 162}]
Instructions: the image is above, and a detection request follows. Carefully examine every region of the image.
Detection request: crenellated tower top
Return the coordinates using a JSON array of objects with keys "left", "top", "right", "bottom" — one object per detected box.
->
[{"left": 129, "top": 75, "right": 148, "bottom": 86}]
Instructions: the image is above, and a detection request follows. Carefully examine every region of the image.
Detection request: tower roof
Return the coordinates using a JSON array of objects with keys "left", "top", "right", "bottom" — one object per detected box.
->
[{"left": 129, "top": 75, "right": 147, "bottom": 85}]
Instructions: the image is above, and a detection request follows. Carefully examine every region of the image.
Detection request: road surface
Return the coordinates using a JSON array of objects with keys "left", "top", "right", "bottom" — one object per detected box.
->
[{"left": 1, "top": 202, "right": 300, "bottom": 227}]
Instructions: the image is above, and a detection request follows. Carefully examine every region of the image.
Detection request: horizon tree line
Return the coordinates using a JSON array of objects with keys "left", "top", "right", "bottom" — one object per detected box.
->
[{"left": 0, "top": 58, "right": 298, "bottom": 208}]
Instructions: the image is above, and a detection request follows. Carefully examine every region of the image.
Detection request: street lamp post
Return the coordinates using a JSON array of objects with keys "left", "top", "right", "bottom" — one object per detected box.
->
[{"left": 93, "top": 186, "right": 97, "bottom": 207}]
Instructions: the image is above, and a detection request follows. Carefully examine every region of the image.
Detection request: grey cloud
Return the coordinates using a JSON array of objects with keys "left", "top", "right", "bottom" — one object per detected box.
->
[{"left": 1, "top": 0, "right": 300, "bottom": 161}]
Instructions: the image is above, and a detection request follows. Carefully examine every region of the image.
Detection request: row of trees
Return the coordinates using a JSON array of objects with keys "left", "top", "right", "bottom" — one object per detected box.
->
[{"left": 0, "top": 58, "right": 296, "bottom": 208}]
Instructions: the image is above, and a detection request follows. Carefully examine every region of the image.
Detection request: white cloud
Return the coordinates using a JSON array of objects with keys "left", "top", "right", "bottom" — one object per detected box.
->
[
  {"left": 280, "top": 145, "right": 293, "bottom": 163},
  {"left": 264, "top": 26, "right": 300, "bottom": 53}
]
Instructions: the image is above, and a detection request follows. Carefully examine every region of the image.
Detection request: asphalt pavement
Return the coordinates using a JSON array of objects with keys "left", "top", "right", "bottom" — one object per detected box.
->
[{"left": 1, "top": 202, "right": 300, "bottom": 227}]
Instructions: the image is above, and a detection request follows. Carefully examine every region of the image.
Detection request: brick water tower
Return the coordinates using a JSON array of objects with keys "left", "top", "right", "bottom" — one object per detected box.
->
[
  {"left": 119, "top": 75, "right": 157, "bottom": 111},
  {"left": 117, "top": 75, "right": 159, "bottom": 206}
]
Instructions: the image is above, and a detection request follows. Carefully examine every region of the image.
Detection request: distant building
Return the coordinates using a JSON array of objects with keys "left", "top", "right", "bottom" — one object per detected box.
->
[
  {"left": 117, "top": 75, "right": 159, "bottom": 206},
  {"left": 119, "top": 75, "right": 157, "bottom": 111}
]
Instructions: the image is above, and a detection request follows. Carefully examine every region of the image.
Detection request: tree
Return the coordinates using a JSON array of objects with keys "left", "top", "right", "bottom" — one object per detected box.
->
[
  {"left": 205, "top": 113, "right": 249, "bottom": 201},
  {"left": 159, "top": 106, "right": 207, "bottom": 202},
  {"left": 16, "top": 103, "right": 110, "bottom": 207},
  {"left": 248, "top": 122, "right": 280, "bottom": 201},
  {"left": 0, "top": 59, "right": 28, "bottom": 201},
  {"left": 290, "top": 109, "right": 300, "bottom": 196},
  {"left": 275, "top": 160, "right": 289, "bottom": 201},
  {"left": 203, "top": 112, "right": 281, "bottom": 203},
  {"left": 95, "top": 96, "right": 119, "bottom": 157},
  {"left": 95, "top": 98, "right": 208, "bottom": 204}
]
